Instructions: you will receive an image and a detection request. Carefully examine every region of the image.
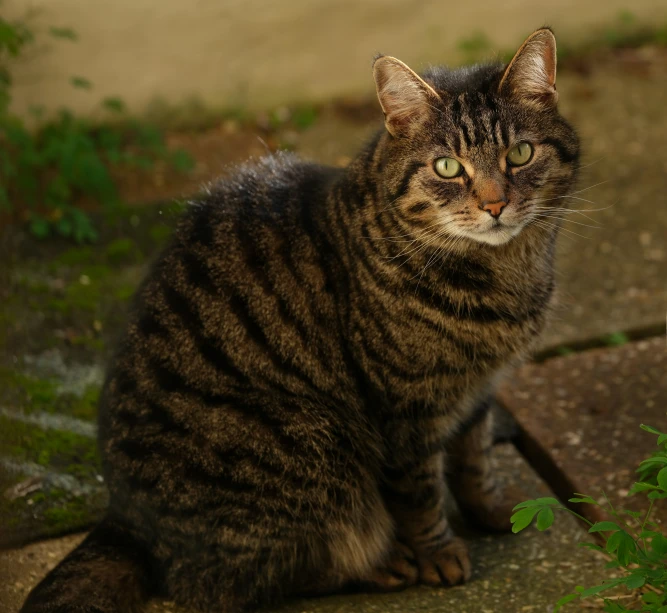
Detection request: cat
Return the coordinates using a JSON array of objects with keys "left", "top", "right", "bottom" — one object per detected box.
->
[{"left": 21, "top": 27, "right": 579, "bottom": 613}]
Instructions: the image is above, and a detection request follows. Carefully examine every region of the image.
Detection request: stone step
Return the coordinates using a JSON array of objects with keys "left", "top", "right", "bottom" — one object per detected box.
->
[{"left": 498, "top": 336, "right": 667, "bottom": 527}]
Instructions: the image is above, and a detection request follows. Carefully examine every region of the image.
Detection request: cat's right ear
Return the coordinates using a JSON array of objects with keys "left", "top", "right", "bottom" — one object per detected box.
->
[{"left": 373, "top": 55, "right": 440, "bottom": 138}]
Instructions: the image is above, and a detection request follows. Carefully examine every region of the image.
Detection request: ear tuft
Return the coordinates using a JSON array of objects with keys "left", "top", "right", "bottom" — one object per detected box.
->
[
  {"left": 499, "top": 28, "right": 558, "bottom": 108},
  {"left": 373, "top": 55, "right": 440, "bottom": 137}
]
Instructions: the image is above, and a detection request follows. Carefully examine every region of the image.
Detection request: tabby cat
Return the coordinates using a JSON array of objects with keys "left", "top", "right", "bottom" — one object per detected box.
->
[{"left": 22, "top": 27, "right": 579, "bottom": 613}]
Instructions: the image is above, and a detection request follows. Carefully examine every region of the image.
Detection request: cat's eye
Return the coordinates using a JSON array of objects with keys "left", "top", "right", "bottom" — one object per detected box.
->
[
  {"left": 434, "top": 157, "right": 463, "bottom": 178},
  {"left": 507, "top": 142, "right": 533, "bottom": 167}
]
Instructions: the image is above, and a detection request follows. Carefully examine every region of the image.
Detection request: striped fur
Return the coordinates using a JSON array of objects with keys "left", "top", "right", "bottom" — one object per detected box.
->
[{"left": 22, "top": 28, "right": 578, "bottom": 613}]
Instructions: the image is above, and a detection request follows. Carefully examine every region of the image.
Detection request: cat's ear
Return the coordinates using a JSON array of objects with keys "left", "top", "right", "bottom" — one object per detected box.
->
[
  {"left": 499, "top": 28, "right": 558, "bottom": 108},
  {"left": 373, "top": 55, "right": 441, "bottom": 137}
]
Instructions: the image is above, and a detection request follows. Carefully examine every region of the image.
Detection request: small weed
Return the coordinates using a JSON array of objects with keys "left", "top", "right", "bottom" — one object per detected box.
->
[
  {"left": 605, "top": 332, "right": 630, "bottom": 347},
  {"left": 291, "top": 105, "right": 319, "bottom": 131},
  {"left": 55, "top": 246, "right": 95, "bottom": 266},
  {"left": 113, "top": 284, "right": 135, "bottom": 302},
  {"left": 0, "top": 8, "right": 194, "bottom": 243},
  {"left": 105, "top": 237, "right": 140, "bottom": 264},
  {"left": 149, "top": 223, "right": 173, "bottom": 245},
  {"left": 513, "top": 424, "right": 667, "bottom": 612}
]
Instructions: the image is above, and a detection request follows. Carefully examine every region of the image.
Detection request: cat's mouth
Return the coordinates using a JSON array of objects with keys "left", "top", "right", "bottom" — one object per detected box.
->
[{"left": 471, "top": 221, "right": 523, "bottom": 246}]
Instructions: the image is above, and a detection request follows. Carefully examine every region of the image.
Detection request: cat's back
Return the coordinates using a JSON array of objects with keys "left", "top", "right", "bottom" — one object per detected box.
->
[
  {"left": 180, "top": 151, "right": 338, "bottom": 247},
  {"left": 98, "top": 153, "right": 354, "bottom": 464}
]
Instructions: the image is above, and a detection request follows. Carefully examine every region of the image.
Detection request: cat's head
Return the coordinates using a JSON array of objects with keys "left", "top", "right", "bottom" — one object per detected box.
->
[{"left": 372, "top": 28, "right": 579, "bottom": 247}]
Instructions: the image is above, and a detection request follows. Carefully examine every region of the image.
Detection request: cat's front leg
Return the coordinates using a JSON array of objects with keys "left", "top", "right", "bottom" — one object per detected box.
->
[
  {"left": 446, "top": 398, "right": 525, "bottom": 532},
  {"left": 382, "top": 452, "right": 471, "bottom": 587}
]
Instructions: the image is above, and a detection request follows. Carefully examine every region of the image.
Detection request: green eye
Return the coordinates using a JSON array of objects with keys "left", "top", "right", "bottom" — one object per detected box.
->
[
  {"left": 507, "top": 142, "right": 533, "bottom": 167},
  {"left": 434, "top": 157, "right": 463, "bottom": 178}
]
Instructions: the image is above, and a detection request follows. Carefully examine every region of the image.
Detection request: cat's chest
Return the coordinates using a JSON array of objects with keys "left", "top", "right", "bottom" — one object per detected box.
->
[{"left": 356, "top": 280, "right": 550, "bottom": 398}]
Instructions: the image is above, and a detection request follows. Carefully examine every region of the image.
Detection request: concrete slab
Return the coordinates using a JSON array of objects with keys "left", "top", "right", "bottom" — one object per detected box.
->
[{"left": 498, "top": 337, "right": 667, "bottom": 525}]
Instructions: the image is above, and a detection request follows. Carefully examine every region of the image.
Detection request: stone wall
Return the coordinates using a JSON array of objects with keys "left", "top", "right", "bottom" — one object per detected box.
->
[{"left": 5, "top": 0, "right": 667, "bottom": 118}]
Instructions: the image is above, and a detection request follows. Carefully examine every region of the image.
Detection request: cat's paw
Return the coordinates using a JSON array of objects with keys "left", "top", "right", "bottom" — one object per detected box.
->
[
  {"left": 463, "top": 484, "right": 530, "bottom": 533},
  {"left": 417, "top": 537, "right": 471, "bottom": 586},
  {"left": 359, "top": 541, "right": 419, "bottom": 592}
]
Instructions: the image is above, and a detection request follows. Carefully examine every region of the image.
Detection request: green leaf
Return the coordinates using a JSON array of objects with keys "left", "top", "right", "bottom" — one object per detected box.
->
[
  {"left": 49, "top": 27, "right": 78, "bottom": 40},
  {"left": 102, "top": 97, "right": 126, "bottom": 113},
  {"left": 624, "top": 574, "right": 645, "bottom": 589},
  {"left": 512, "top": 500, "right": 540, "bottom": 510},
  {"left": 579, "top": 578, "right": 626, "bottom": 597},
  {"left": 29, "top": 217, "right": 50, "bottom": 238},
  {"left": 606, "top": 531, "right": 636, "bottom": 566},
  {"left": 630, "top": 482, "right": 660, "bottom": 494},
  {"left": 578, "top": 541, "right": 607, "bottom": 554},
  {"left": 606, "top": 530, "right": 622, "bottom": 554},
  {"left": 652, "top": 534, "right": 667, "bottom": 556},
  {"left": 512, "top": 496, "right": 560, "bottom": 510},
  {"left": 56, "top": 216, "right": 73, "bottom": 237},
  {"left": 643, "top": 592, "right": 660, "bottom": 604},
  {"left": 641, "top": 424, "right": 662, "bottom": 435},
  {"left": 657, "top": 467, "right": 667, "bottom": 491},
  {"left": 589, "top": 521, "right": 621, "bottom": 533},
  {"left": 533, "top": 497, "right": 560, "bottom": 506},
  {"left": 604, "top": 331, "right": 629, "bottom": 346},
  {"left": 569, "top": 496, "right": 598, "bottom": 505},
  {"left": 554, "top": 593, "right": 579, "bottom": 611},
  {"left": 510, "top": 507, "right": 540, "bottom": 533},
  {"left": 170, "top": 149, "right": 195, "bottom": 172},
  {"left": 581, "top": 585, "right": 614, "bottom": 598},
  {"left": 70, "top": 76, "right": 92, "bottom": 89},
  {"left": 638, "top": 457, "right": 667, "bottom": 469},
  {"left": 292, "top": 105, "right": 318, "bottom": 130},
  {"left": 658, "top": 433, "right": 667, "bottom": 446},
  {"left": 536, "top": 507, "right": 555, "bottom": 531},
  {"left": 28, "top": 105, "right": 45, "bottom": 120}
]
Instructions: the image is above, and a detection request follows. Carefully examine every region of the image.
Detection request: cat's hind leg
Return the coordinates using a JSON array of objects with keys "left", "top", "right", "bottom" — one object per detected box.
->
[{"left": 446, "top": 397, "right": 525, "bottom": 532}]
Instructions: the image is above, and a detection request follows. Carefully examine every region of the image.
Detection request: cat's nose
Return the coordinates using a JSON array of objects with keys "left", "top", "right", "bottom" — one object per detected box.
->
[{"left": 481, "top": 200, "right": 507, "bottom": 219}]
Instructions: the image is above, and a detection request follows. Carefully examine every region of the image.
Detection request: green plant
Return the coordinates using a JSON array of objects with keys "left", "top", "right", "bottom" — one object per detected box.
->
[
  {"left": 0, "top": 6, "right": 193, "bottom": 242},
  {"left": 512, "top": 424, "right": 667, "bottom": 611}
]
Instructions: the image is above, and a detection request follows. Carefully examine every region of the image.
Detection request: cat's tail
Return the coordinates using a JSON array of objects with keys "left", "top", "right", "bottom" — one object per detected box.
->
[{"left": 21, "top": 517, "right": 155, "bottom": 613}]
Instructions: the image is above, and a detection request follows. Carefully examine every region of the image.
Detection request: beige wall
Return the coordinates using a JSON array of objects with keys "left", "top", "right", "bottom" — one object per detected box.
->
[{"left": 6, "top": 0, "right": 667, "bottom": 119}]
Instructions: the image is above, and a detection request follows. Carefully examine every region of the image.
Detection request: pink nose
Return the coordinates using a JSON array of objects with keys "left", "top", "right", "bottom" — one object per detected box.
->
[{"left": 481, "top": 201, "right": 507, "bottom": 219}]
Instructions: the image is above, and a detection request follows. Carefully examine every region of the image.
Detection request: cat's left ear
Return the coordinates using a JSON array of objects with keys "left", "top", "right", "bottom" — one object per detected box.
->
[
  {"left": 499, "top": 28, "right": 558, "bottom": 108},
  {"left": 373, "top": 55, "right": 441, "bottom": 137}
]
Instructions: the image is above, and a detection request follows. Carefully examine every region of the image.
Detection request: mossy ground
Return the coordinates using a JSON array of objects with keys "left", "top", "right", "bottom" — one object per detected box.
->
[{"left": 0, "top": 201, "right": 179, "bottom": 546}]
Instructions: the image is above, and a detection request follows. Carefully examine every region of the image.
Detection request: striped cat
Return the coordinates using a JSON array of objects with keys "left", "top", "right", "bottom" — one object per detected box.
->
[{"left": 22, "top": 27, "right": 579, "bottom": 613}]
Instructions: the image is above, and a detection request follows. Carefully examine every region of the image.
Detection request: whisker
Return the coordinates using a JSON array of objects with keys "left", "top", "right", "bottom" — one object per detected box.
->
[
  {"left": 577, "top": 156, "right": 606, "bottom": 171},
  {"left": 531, "top": 207, "right": 601, "bottom": 225},
  {"left": 531, "top": 218, "right": 591, "bottom": 240},
  {"left": 529, "top": 213, "right": 601, "bottom": 229}
]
